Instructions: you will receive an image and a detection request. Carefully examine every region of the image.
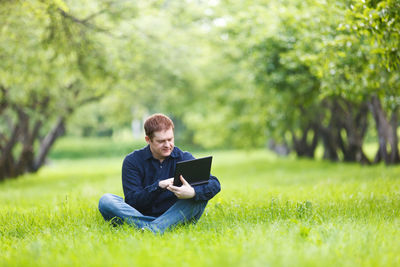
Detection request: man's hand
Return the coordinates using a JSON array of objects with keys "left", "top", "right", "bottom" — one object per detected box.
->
[
  {"left": 159, "top": 178, "right": 174, "bottom": 189},
  {"left": 166, "top": 175, "right": 196, "bottom": 199}
]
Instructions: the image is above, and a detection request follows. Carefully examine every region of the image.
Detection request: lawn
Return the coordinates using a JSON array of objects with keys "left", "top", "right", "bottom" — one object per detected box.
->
[{"left": 1, "top": 138, "right": 399, "bottom": 266}]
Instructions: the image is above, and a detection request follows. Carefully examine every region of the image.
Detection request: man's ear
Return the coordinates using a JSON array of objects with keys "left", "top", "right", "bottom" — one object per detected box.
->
[{"left": 145, "top": 136, "right": 150, "bottom": 144}]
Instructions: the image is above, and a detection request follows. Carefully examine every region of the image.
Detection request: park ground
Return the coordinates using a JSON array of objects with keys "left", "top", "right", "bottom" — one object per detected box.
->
[{"left": 1, "top": 138, "right": 400, "bottom": 267}]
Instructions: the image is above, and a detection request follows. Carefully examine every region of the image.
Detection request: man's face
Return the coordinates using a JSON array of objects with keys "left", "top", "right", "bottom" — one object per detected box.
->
[{"left": 146, "top": 128, "right": 174, "bottom": 161}]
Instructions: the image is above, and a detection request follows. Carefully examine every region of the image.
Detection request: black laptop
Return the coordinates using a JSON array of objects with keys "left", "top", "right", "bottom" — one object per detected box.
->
[{"left": 173, "top": 156, "right": 212, "bottom": 186}]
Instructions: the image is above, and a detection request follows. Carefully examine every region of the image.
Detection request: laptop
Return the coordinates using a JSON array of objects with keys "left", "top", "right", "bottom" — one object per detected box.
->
[{"left": 173, "top": 156, "right": 212, "bottom": 186}]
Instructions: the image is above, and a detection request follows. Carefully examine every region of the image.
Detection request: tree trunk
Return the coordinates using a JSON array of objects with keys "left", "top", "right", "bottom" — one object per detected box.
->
[
  {"left": 320, "top": 127, "right": 339, "bottom": 161},
  {"left": 16, "top": 119, "right": 43, "bottom": 175},
  {"left": 291, "top": 124, "right": 318, "bottom": 158},
  {"left": 338, "top": 100, "right": 370, "bottom": 164},
  {"left": 389, "top": 110, "right": 400, "bottom": 163},
  {"left": 0, "top": 114, "right": 65, "bottom": 180},
  {"left": 0, "top": 123, "right": 20, "bottom": 181},
  {"left": 369, "top": 94, "right": 400, "bottom": 164},
  {"left": 0, "top": 81, "right": 105, "bottom": 181},
  {"left": 13, "top": 108, "right": 32, "bottom": 177},
  {"left": 33, "top": 116, "right": 66, "bottom": 172},
  {"left": 318, "top": 99, "right": 340, "bottom": 161}
]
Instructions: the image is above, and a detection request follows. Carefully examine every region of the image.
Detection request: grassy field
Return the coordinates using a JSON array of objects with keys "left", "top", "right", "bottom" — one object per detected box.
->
[{"left": 1, "top": 137, "right": 400, "bottom": 266}]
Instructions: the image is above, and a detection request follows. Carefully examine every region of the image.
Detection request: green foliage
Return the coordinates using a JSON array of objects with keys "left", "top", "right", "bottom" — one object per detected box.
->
[
  {"left": 347, "top": 0, "right": 400, "bottom": 71},
  {"left": 340, "top": 0, "right": 400, "bottom": 112},
  {"left": 1, "top": 146, "right": 400, "bottom": 266},
  {"left": 0, "top": 0, "right": 140, "bottom": 178},
  {"left": 0, "top": 0, "right": 116, "bottom": 111},
  {"left": 2, "top": 0, "right": 400, "bottom": 169}
]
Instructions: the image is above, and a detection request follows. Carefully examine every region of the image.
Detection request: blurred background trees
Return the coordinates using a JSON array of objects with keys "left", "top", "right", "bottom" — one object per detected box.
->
[{"left": 1, "top": 0, "right": 399, "bottom": 180}]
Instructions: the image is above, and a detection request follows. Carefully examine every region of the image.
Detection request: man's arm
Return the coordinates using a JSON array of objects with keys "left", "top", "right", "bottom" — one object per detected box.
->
[
  {"left": 192, "top": 174, "right": 221, "bottom": 201},
  {"left": 122, "top": 157, "right": 163, "bottom": 210}
]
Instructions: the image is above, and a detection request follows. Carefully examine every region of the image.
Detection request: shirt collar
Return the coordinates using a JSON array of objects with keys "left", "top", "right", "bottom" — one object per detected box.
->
[
  {"left": 144, "top": 145, "right": 179, "bottom": 160},
  {"left": 170, "top": 147, "right": 179, "bottom": 158},
  {"left": 143, "top": 145, "right": 153, "bottom": 160}
]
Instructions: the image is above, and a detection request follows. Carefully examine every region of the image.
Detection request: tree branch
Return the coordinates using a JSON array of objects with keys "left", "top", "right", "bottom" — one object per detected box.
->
[
  {"left": 0, "top": 85, "right": 8, "bottom": 115},
  {"left": 58, "top": 8, "right": 113, "bottom": 36},
  {"left": 82, "top": 8, "right": 108, "bottom": 23}
]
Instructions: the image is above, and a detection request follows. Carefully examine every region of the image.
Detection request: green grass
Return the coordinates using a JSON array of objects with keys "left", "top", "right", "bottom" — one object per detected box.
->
[
  {"left": 1, "top": 138, "right": 400, "bottom": 266},
  {"left": 48, "top": 137, "right": 146, "bottom": 159}
]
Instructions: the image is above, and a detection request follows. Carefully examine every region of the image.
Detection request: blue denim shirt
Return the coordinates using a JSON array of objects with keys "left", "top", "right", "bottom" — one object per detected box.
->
[{"left": 122, "top": 145, "right": 221, "bottom": 217}]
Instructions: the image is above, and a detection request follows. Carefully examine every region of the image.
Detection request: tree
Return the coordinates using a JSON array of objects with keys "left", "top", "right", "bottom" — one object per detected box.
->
[
  {"left": 0, "top": 0, "right": 124, "bottom": 180},
  {"left": 344, "top": 0, "right": 400, "bottom": 164}
]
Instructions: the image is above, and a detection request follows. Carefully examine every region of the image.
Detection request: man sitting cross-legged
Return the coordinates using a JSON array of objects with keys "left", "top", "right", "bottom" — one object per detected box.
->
[{"left": 98, "top": 113, "right": 221, "bottom": 234}]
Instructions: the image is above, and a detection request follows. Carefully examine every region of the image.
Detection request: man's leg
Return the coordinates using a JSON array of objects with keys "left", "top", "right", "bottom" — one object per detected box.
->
[
  {"left": 147, "top": 199, "right": 207, "bottom": 234},
  {"left": 98, "top": 193, "right": 156, "bottom": 229}
]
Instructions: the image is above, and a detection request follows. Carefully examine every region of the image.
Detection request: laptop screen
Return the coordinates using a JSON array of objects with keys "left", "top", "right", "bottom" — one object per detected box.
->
[{"left": 173, "top": 156, "right": 212, "bottom": 186}]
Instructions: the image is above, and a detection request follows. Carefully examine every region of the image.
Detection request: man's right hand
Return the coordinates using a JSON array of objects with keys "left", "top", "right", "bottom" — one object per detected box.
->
[{"left": 158, "top": 178, "right": 174, "bottom": 189}]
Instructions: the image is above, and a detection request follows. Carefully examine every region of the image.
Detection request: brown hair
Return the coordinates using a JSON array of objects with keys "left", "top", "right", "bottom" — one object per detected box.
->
[{"left": 144, "top": 113, "right": 174, "bottom": 139}]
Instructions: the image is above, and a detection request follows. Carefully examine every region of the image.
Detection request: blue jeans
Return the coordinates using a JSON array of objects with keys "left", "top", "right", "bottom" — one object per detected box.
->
[{"left": 98, "top": 193, "right": 207, "bottom": 234}]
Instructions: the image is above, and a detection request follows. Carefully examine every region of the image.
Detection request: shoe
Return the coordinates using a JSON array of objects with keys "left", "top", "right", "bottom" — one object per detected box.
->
[{"left": 140, "top": 227, "right": 152, "bottom": 233}]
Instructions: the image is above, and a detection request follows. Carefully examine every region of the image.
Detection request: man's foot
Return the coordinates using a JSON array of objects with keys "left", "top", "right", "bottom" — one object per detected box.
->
[{"left": 140, "top": 227, "right": 153, "bottom": 233}]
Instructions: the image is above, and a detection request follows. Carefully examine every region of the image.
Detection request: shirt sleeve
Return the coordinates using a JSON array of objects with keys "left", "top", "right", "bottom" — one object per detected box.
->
[
  {"left": 193, "top": 174, "right": 221, "bottom": 201},
  {"left": 122, "top": 156, "right": 163, "bottom": 210}
]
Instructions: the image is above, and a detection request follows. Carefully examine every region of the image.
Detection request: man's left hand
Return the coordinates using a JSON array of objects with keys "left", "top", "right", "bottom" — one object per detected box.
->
[{"left": 166, "top": 175, "right": 196, "bottom": 199}]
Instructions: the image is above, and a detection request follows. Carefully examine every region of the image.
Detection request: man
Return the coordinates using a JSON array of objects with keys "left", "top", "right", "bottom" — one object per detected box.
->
[{"left": 98, "top": 113, "right": 221, "bottom": 234}]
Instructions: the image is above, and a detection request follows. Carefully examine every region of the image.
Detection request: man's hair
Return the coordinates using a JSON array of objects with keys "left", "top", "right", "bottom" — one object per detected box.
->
[{"left": 144, "top": 113, "right": 174, "bottom": 139}]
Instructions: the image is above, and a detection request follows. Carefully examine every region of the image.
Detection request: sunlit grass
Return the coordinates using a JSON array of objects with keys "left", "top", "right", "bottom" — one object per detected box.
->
[
  {"left": 1, "top": 139, "right": 400, "bottom": 266},
  {"left": 48, "top": 137, "right": 146, "bottom": 159}
]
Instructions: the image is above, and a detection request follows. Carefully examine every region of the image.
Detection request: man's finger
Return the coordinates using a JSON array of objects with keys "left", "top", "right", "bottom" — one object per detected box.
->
[
  {"left": 166, "top": 186, "right": 174, "bottom": 191},
  {"left": 167, "top": 185, "right": 179, "bottom": 192},
  {"left": 180, "top": 175, "right": 189, "bottom": 185},
  {"left": 167, "top": 187, "right": 182, "bottom": 198},
  {"left": 169, "top": 184, "right": 180, "bottom": 190},
  {"left": 167, "top": 188, "right": 177, "bottom": 194}
]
